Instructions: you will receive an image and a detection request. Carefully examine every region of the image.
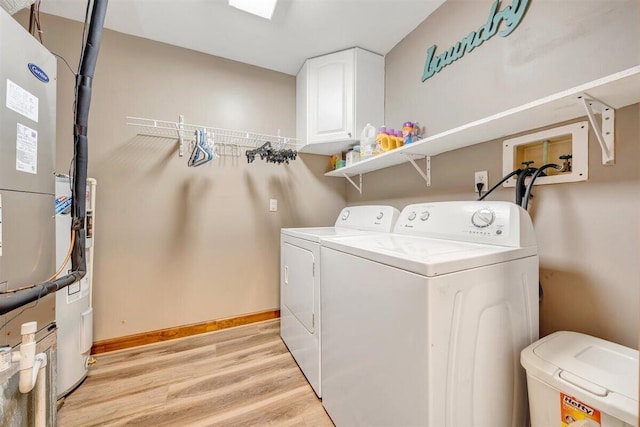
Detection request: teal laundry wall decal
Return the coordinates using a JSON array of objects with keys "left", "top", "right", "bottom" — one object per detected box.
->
[{"left": 421, "top": 0, "right": 530, "bottom": 82}]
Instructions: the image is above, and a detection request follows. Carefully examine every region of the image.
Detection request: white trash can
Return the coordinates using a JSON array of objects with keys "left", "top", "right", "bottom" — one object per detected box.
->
[{"left": 521, "top": 331, "right": 638, "bottom": 427}]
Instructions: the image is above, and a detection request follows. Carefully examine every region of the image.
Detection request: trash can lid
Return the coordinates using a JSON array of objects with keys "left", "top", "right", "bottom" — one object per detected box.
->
[{"left": 521, "top": 331, "right": 638, "bottom": 425}]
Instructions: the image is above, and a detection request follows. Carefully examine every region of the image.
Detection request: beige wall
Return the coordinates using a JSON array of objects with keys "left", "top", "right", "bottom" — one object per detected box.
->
[
  {"left": 385, "top": 0, "right": 639, "bottom": 134},
  {"left": 350, "top": 0, "right": 640, "bottom": 348},
  {"left": 16, "top": 12, "right": 346, "bottom": 341}
]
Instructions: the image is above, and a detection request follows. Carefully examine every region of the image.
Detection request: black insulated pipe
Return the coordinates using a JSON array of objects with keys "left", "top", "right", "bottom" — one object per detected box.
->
[
  {"left": 0, "top": 274, "right": 77, "bottom": 315},
  {"left": 0, "top": 0, "right": 108, "bottom": 317},
  {"left": 72, "top": 0, "right": 107, "bottom": 273}
]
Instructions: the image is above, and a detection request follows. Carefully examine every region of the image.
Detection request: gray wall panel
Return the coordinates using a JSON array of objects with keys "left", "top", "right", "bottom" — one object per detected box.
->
[
  {"left": 0, "top": 190, "right": 55, "bottom": 346},
  {"left": 0, "top": 9, "right": 56, "bottom": 195}
]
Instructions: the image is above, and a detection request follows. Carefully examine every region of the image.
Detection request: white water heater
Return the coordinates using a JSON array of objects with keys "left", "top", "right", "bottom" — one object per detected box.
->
[{"left": 55, "top": 175, "right": 96, "bottom": 398}]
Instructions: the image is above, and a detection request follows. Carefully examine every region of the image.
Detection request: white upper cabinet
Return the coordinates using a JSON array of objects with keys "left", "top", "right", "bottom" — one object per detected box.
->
[
  {"left": 309, "top": 50, "right": 355, "bottom": 144},
  {"left": 297, "top": 48, "right": 384, "bottom": 155}
]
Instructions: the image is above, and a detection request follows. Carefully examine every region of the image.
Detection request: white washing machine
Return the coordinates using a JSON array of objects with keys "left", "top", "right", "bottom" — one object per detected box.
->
[
  {"left": 280, "top": 205, "right": 400, "bottom": 397},
  {"left": 320, "top": 201, "right": 539, "bottom": 427}
]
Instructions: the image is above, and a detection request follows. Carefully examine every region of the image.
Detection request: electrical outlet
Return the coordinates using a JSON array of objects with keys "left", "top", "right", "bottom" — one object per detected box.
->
[
  {"left": 474, "top": 171, "right": 488, "bottom": 193},
  {"left": 269, "top": 199, "right": 278, "bottom": 212}
]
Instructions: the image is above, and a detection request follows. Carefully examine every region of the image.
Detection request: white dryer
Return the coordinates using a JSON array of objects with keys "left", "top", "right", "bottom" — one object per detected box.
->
[
  {"left": 280, "top": 205, "right": 400, "bottom": 397},
  {"left": 321, "top": 201, "right": 539, "bottom": 426}
]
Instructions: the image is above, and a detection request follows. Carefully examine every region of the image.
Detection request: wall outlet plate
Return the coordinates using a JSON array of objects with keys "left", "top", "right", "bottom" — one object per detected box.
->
[
  {"left": 269, "top": 199, "right": 278, "bottom": 212},
  {"left": 474, "top": 170, "right": 488, "bottom": 193}
]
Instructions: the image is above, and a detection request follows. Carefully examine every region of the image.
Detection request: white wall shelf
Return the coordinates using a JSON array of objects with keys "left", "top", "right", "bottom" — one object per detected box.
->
[{"left": 326, "top": 66, "right": 640, "bottom": 188}]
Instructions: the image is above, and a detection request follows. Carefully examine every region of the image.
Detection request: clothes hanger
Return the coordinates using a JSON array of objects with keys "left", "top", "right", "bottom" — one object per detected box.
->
[
  {"left": 188, "top": 129, "right": 215, "bottom": 167},
  {"left": 245, "top": 140, "right": 298, "bottom": 165}
]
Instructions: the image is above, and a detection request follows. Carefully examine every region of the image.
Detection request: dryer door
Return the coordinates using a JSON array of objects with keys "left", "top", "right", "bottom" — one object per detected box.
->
[{"left": 283, "top": 242, "right": 316, "bottom": 333}]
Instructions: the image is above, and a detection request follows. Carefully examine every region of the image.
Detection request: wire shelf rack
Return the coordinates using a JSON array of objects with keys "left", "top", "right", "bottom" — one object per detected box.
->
[{"left": 126, "top": 115, "right": 300, "bottom": 158}]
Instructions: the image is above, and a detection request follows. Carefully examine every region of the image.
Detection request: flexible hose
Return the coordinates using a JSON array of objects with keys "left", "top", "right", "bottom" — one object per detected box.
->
[
  {"left": 522, "top": 163, "right": 564, "bottom": 210},
  {"left": 477, "top": 169, "right": 521, "bottom": 201},
  {"left": 48, "top": 230, "right": 76, "bottom": 281},
  {"left": 520, "top": 163, "right": 563, "bottom": 305},
  {"left": 515, "top": 168, "right": 536, "bottom": 207}
]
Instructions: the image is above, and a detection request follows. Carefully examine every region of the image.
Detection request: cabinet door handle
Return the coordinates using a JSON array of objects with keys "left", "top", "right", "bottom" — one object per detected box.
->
[
  {"left": 348, "top": 132, "right": 352, "bottom": 138},
  {"left": 284, "top": 265, "right": 289, "bottom": 284}
]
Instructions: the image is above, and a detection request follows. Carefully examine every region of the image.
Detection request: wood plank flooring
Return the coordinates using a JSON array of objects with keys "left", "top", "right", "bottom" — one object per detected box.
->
[{"left": 57, "top": 319, "right": 334, "bottom": 427}]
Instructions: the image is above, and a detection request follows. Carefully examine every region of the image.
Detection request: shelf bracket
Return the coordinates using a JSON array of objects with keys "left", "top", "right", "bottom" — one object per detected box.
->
[
  {"left": 343, "top": 173, "right": 362, "bottom": 194},
  {"left": 579, "top": 93, "right": 615, "bottom": 165},
  {"left": 176, "top": 115, "right": 185, "bottom": 157},
  {"left": 404, "top": 154, "right": 431, "bottom": 187}
]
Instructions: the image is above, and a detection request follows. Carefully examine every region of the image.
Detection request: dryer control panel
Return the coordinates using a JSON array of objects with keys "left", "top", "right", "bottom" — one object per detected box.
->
[
  {"left": 394, "top": 201, "right": 536, "bottom": 247},
  {"left": 334, "top": 205, "right": 400, "bottom": 232}
]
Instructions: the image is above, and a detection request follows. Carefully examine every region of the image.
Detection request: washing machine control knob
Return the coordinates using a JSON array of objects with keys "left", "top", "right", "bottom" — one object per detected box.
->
[
  {"left": 376, "top": 212, "right": 384, "bottom": 220},
  {"left": 407, "top": 211, "right": 417, "bottom": 221},
  {"left": 420, "top": 211, "right": 430, "bottom": 221},
  {"left": 341, "top": 209, "right": 350, "bottom": 220},
  {"left": 471, "top": 208, "right": 495, "bottom": 228}
]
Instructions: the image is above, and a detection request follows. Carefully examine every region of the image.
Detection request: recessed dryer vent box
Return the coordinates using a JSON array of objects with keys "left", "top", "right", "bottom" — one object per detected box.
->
[{"left": 503, "top": 121, "right": 588, "bottom": 187}]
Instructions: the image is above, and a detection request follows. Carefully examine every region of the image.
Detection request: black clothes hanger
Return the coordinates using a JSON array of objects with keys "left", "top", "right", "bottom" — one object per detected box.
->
[{"left": 246, "top": 141, "right": 297, "bottom": 165}]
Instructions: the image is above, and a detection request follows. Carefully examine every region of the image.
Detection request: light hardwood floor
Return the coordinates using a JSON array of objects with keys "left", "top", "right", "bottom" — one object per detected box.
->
[{"left": 57, "top": 319, "right": 334, "bottom": 426}]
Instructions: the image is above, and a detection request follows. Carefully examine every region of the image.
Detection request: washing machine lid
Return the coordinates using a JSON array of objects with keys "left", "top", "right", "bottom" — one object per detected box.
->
[
  {"left": 521, "top": 331, "right": 638, "bottom": 425},
  {"left": 321, "top": 234, "right": 536, "bottom": 277},
  {"left": 281, "top": 227, "right": 377, "bottom": 243}
]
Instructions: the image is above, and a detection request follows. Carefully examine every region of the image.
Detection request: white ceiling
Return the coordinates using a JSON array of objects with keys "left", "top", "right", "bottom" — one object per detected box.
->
[{"left": 39, "top": 0, "right": 445, "bottom": 75}]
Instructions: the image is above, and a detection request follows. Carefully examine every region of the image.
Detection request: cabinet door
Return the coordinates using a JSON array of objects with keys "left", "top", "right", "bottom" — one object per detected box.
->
[{"left": 307, "top": 50, "right": 354, "bottom": 144}]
